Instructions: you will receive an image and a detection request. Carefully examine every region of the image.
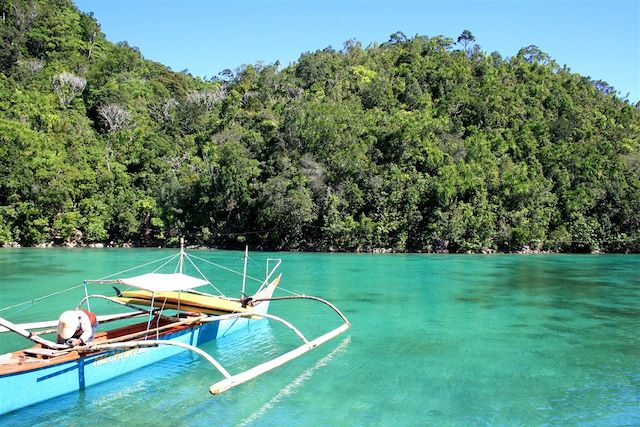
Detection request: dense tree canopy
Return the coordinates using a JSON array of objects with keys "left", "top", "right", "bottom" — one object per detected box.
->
[{"left": 1, "top": 0, "right": 639, "bottom": 252}]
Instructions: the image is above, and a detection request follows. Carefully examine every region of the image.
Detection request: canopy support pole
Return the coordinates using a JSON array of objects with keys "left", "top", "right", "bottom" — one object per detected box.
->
[
  {"left": 144, "top": 292, "right": 156, "bottom": 340},
  {"left": 241, "top": 246, "right": 248, "bottom": 297},
  {"left": 179, "top": 237, "right": 185, "bottom": 274},
  {"left": 83, "top": 281, "right": 91, "bottom": 312}
]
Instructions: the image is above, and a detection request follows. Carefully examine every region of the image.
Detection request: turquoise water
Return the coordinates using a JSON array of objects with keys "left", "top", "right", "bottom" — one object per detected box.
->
[{"left": 0, "top": 249, "right": 638, "bottom": 426}]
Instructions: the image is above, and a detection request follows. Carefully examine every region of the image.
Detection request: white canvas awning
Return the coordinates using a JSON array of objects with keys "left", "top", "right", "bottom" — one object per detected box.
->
[{"left": 106, "top": 273, "right": 209, "bottom": 292}]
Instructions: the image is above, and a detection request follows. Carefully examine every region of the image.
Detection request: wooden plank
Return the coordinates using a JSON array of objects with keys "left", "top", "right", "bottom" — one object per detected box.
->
[
  {"left": 0, "top": 317, "right": 66, "bottom": 349},
  {"left": 23, "top": 348, "right": 70, "bottom": 358}
]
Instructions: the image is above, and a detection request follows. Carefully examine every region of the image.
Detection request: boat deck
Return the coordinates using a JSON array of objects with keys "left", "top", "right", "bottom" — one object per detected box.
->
[{"left": 0, "top": 315, "right": 201, "bottom": 375}]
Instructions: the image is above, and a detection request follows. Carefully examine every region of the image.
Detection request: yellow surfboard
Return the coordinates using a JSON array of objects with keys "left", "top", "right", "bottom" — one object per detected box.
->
[{"left": 115, "top": 290, "right": 253, "bottom": 314}]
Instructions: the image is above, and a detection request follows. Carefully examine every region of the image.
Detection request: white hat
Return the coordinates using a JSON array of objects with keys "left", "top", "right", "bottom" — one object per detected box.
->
[{"left": 57, "top": 310, "right": 81, "bottom": 339}]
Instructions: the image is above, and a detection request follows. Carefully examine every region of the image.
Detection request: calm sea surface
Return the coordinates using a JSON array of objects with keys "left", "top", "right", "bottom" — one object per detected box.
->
[{"left": 0, "top": 249, "right": 638, "bottom": 426}]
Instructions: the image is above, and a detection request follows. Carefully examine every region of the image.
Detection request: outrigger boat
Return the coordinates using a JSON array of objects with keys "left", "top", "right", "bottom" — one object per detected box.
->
[{"left": 0, "top": 242, "right": 350, "bottom": 415}]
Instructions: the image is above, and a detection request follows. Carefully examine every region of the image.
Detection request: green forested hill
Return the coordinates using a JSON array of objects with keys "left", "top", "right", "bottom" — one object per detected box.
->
[{"left": 1, "top": 0, "right": 639, "bottom": 252}]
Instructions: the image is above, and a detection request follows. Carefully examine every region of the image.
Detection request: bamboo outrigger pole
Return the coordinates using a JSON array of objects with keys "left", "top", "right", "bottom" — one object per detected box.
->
[
  {"left": 0, "top": 317, "right": 68, "bottom": 350},
  {"left": 209, "top": 321, "right": 350, "bottom": 394},
  {"left": 0, "top": 311, "right": 149, "bottom": 334},
  {"left": 209, "top": 294, "right": 351, "bottom": 395},
  {"left": 88, "top": 340, "right": 233, "bottom": 380}
]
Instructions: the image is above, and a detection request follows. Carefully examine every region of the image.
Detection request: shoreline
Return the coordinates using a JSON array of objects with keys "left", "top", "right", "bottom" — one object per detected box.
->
[{"left": 1, "top": 241, "right": 631, "bottom": 254}]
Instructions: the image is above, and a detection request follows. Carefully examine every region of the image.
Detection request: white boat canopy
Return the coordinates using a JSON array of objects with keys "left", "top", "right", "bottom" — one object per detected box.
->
[{"left": 95, "top": 273, "right": 210, "bottom": 292}]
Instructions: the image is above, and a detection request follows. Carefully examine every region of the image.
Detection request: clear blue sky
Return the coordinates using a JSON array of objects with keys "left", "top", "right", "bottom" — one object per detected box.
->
[{"left": 74, "top": 0, "right": 640, "bottom": 103}]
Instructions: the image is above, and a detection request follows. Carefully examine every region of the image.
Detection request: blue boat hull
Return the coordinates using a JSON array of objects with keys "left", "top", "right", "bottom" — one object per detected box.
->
[{"left": 0, "top": 315, "right": 258, "bottom": 415}]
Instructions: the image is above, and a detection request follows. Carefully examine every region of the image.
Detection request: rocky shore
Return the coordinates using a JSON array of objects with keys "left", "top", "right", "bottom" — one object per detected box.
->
[{"left": 0, "top": 240, "right": 610, "bottom": 254}]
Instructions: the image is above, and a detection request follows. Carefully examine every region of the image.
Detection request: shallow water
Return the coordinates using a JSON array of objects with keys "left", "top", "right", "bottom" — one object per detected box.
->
[{"left": 0, "top": 249, "right": 638, "bottom": 426}]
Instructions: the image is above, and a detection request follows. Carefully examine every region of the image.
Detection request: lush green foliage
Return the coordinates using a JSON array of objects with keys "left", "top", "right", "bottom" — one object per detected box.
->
[{"left": 1, "top": 1, "right": 639, "bottom": 252}]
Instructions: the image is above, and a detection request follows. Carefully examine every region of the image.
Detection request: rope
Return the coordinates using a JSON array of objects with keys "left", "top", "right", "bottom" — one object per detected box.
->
[
  {"left": 0, "top": 250, "right": 300, "bottom": 315},
  {"left": 188, "top": 254, "right": 263, "bottom": 284},
  {"left": 273, "top": 286, "right": 303, "bottom": 297},
  {"left": 146, "top": 254, "right": 180, "bottom": 273},
  {"left": 0, "top": 282, "right": 86, "bottom": 313},
  {"left": 98, "top": 253, "right": 180, "bottom": 280},
  {"left": 0, "top": 253, "right": 179, "bottom": 314},
  {"left": 184, "top": 253, "right": 224, "bottom": 295}
]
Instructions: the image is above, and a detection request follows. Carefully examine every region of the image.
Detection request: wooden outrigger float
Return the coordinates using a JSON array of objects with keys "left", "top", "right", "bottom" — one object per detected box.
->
[{"left": 0, "top": 242, "right": 350, "bottom": 415}]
